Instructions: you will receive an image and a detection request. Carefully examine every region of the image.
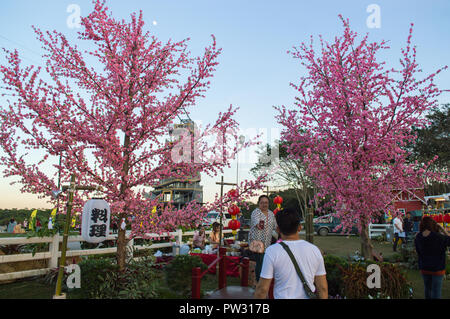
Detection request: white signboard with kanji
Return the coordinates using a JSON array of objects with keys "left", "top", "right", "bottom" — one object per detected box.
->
[{"left": 81, "top": 199, "right": 110, "bottom": 243}]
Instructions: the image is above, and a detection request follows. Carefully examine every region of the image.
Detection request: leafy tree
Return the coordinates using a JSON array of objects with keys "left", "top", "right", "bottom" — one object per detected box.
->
[{"left": 409, "top": 104, "right": 450, "bottom": 195}]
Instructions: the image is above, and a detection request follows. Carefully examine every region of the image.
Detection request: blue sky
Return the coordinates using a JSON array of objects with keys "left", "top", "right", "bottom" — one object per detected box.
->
[{"left": 0, "top": 0, "right": 449, "bottom": 209}]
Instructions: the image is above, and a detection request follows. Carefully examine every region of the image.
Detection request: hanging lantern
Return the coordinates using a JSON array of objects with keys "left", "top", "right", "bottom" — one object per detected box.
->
[
  {"left": 273, "top": 195, "right": 283, "bottom": 214},
  {"left": 274, "top": 196, "right": 283, "bottom": 206},
  {"left": 81, "top": 198, "right": 111, "bottom": 243},
  {"left": 436, "top": 214, "right": 443, "bottom": 223},
  {"left": 228, "top": 189, "right": 239, "bottom": 199},
  {"left": 228, "top": 204, "right": 240, "bottom": 216},
  {"left": 228, "top": 219, "right": 241, "bottom": 231}
]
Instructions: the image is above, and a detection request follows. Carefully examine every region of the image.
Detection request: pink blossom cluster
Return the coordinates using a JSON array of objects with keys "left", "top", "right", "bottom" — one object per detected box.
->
[
  {"left": 0, "top": 0, "right": 263, "bottom": 235},
  {"left": 276, "top": 16, "right": 449, "bottom": 233}
]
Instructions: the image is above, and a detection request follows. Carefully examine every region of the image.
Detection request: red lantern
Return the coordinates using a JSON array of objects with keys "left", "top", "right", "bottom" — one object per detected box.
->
[
  {"left": 228, "top": 189, "right": 239, "bottom": 198},
  {"left": 227, "top": 204, "right": 240, "bottom": 216},
  {"left": 273, "top": 208, "right": 280, "bottom": 215},
  {"left": 274, "top": 196, "right": 283, "bottom": 206},
  {"left": 436, "top": 214, "right": 443, "bottom": 223},
  {"left": 228, "top": 219, "right": 240, "bottom": 230},
  {"left": 444, "top": 214, "right": 450, "bottom": 223}
]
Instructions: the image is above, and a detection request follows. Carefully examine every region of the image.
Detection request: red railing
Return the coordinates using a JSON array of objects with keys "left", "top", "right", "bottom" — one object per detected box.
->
[{"left": 191, "top": 247, "right": 250, "bottom": 299}]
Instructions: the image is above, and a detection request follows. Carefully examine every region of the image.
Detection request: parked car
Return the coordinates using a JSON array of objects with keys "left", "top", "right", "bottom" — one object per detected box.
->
[
  {"left": 202, "top": 211, "right": 233, "bottom": 229},
  {"left": 313, "top": 214, "right": 358, "bottom": 236}
]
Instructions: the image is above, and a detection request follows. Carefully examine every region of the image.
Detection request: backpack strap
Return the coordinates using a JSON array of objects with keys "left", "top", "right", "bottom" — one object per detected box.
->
[{"left": 279, "top": 241, "right": 316, "bottom": 298}]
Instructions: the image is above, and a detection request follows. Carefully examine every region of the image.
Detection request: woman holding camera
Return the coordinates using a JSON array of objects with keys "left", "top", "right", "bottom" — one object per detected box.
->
[{"left": 249, "top": 195, "right": 278, "bottom": 282}]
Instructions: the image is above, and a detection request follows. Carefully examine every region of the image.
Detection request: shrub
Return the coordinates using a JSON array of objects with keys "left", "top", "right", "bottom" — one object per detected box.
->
[
  {"left": 323, "top": 255, "right": 348, "bottom": 297},
  {"left": 76, "top": 253, "right": 162, "bottom": 299},
  {"left": 164, "top": 254, "right": 207, "bottom": 298},
  {"left": 340, "top": 261, "right": 411, "bottom": 299},
  {"left": 400, "top": 245, "right": 418, "bottom": 269},
  {"left": 77, "top": 257, "right": 119, "bottom": 298}
]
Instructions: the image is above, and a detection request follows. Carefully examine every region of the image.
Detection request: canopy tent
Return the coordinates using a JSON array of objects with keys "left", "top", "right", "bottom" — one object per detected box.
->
[{"left": 424, "top": 193, "right": 450, "bottom": 203}]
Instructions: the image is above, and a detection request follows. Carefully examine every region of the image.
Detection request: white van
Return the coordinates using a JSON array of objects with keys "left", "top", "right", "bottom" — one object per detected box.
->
[{"left": 203, "top": 211, "right": 232, "bottom": 229}]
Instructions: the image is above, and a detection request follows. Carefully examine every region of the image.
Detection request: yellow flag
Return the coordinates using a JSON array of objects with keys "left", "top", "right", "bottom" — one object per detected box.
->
[
  {"left": 50, "top": 208, "right": 57, "bottom": 219},
  {"left": 71, "top": 217, "right": 76, "bottom": 228},
  {"left": 29, "top": 210, "right": 37, "bottom": 230}
]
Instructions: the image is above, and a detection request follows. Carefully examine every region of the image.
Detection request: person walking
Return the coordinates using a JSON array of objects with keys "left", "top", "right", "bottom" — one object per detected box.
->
[
  {"left": 414, "top": 216, "right": 450, "bottom": 299},
  {"left": 393, "top": 213, "right": 405, "bottom": 252},
  {"left": 249, "top": 195, "right": 278, "bottom": 283},
  {"left": 254, "top": 208, "right": 328, "bottom": 299}
]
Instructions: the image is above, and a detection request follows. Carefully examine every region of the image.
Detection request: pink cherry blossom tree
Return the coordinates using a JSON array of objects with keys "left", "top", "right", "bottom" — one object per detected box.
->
[
  {"left": 0, "top": 0, "right": 254, "bottom": 270},
  {"left": 276, "top": 16, "right": 448, "bottom": 259}
]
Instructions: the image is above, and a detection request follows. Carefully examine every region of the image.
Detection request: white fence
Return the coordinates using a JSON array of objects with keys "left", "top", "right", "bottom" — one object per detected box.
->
[
  {"left": 368, "top": 224, "right": 393, "bottom": 239},
  {"left": 0, "top": 229, "right": 233, "bottom": 282}
]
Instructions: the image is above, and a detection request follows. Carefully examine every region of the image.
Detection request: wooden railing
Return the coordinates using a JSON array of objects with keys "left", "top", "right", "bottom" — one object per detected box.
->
[
  {"left": 191, "top": 247, "right": 249, "bottom": 299},
  {"left": 0, "top": 229, "right": 233, "bottom": 282}
]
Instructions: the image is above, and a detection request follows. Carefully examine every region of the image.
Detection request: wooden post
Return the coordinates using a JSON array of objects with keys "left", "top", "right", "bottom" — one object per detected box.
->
[
  {"left": 192, "top": 267, "right": 202, "bottom": 299},
  {"left": 54, "top": 174, "right": 76, "bottom": 297},
  {"left": 241, "top": 257, "right": 249, "bottom": 287},
  {"left": 218, "top": 247, "right": 227, "bottom": 289},
  {"left": 215, "top": 176, "right": 237, "bottom": 252},
  {"left": 54, "top": 177, "right": 100, "bottom": 297},
  {"left": 48, "top": 234, "right": 60, "bottom": 269},
  {"left": 306, "top": 207, "right": 314, "bottom": 244},
  {"left": 219, "top": 176, "right": 224, "bottom": 250}
]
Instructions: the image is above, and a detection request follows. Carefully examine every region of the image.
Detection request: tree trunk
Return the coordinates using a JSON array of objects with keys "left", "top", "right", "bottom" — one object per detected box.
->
[
  {"left": 117, "top": 132, "right": 131, "bottom": 272},
  {"left": 116, "top": 223, "right": 128, "bottom": 271},
  {"left": 360, "top": 221, "right": 374, "bottom": 260}
]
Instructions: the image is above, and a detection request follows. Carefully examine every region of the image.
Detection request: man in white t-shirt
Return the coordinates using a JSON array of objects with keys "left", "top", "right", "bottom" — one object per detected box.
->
[
  {"left": 254, "top": 208, "right": 328, "bottom": 299},
  {"left": 393, "top": 214, "right": 406, "bottom": 252}
]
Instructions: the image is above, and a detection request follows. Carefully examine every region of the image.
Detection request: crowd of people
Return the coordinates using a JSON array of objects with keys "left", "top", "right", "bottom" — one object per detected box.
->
[{"left": 244, "top": 195, "right": 449, "bottom": 299}]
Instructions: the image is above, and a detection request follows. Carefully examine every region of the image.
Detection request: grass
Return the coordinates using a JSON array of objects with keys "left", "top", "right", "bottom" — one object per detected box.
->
[
  {"left": 0, "top": 279, "right": 54, "bottom": 299},
  {"left": 306, "top": 234, "right": 450, "bottom": 299}
]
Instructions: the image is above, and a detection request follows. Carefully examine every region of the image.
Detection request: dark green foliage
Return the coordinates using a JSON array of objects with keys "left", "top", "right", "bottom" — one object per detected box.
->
[
  {"left": 164, "top": 254, "right": 207, "bottom": 298},
  {"left": 400, "top": 245, "right": 419, "bottom": 269},
  {"left": 323, "top": 255, "right": 348, "bottom": 297},
  {"left": 75, "top": 253, "right": 162, "bottom": 299},
  {"left": 77, "top": 257, "right": 120, "bottom": 298},
  {"left": 410, "top": 104, "right": 450, "bottom": 171}
]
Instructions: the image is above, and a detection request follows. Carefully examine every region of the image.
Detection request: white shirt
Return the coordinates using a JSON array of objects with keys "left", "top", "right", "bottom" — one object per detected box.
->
[
  {"left": 260, "top": 240, "right": 326, "bottom": 299},
  {"left": 393, "top": 217, "right": 404, "bottom": 235}
]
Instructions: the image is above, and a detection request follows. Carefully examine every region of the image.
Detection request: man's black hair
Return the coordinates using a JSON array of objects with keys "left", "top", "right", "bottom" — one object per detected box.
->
[{"left": 275, "top": 207, "right": 301, "bottom": 236}]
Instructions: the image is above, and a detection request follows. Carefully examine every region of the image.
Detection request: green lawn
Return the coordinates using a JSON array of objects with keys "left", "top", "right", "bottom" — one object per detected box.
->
[
  {"left": 0, "top": 280, "right": 54, "bottom": 299},
  {"left": 306, "top": 234, "right": 450, "bottom": 299}
]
